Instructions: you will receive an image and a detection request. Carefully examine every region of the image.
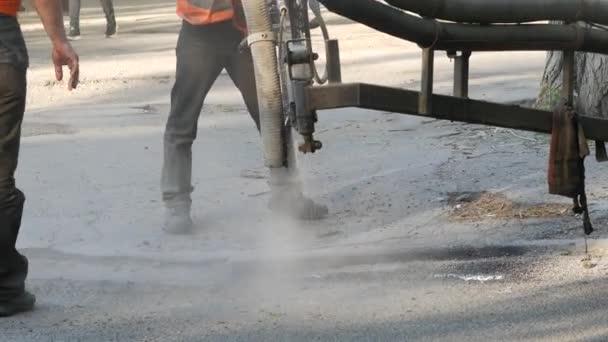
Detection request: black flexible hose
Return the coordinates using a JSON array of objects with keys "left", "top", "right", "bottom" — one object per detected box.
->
[
  {"left": 385, "top": 0, "right": 608, "bottom": 26},
  {"left": 319, "top": 0, "right": 608, "bottom": 54}
]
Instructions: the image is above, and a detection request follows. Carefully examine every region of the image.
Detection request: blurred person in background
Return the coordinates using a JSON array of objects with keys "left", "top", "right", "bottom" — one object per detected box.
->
[
  {"left": 68, "top": 0, "right": 116, "bottom": 39},
  {"left": 0, "top": 0, "right": 79, "bottom": 317}
]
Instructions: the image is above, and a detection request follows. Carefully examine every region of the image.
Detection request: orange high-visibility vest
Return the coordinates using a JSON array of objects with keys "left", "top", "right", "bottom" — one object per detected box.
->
[
  {"left": 177, "top": 0, "right": 245, "bottom": 30},
  {"left": 0, "top": 0, "right": 21, "bottom": 16}
]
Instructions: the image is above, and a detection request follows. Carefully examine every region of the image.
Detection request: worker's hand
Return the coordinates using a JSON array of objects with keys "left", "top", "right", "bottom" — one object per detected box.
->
[{"left": 51, "top": 41, "right": 79, "bottom": 90}]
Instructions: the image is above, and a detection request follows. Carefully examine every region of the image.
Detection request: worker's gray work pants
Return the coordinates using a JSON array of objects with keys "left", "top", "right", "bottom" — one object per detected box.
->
[
  {"left": 309, "top": 0, "right": 322, "bottom": 18},
  {"left": 0, "top": 64, "right": 28, "bottom": 303},
  {"left": 161, "top": 21, "right": 260, "bottom": 207},
  {"left": 69, "top": 0, "right": 115, "bottom": 30}
]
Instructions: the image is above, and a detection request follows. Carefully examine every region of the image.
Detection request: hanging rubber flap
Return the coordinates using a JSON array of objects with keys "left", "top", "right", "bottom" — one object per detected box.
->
[{"left": 548, "top": 103, "right": 593, "bottom": 235}]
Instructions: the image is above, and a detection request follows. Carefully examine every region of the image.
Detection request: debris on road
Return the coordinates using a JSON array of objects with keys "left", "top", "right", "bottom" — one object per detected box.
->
[{"left": 449, "top": 192, "right": 571, "bottom": 221}]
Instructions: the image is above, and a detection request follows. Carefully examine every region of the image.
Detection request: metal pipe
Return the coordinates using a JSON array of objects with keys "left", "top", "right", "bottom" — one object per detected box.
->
[
  {"left": 318, "top": 0, "right": 608, "bottom": 54},
  {"left": 385, "top": 0, "right": 608, "bottom": 26},
  {"left": 419, "top": 48, "right": 434, "bottom": 115},
  {"left": 326, "top": 39, "right": 342, "bottom": 84}
]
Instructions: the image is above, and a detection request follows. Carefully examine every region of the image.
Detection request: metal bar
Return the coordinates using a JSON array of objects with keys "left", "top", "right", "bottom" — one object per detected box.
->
[
  {"left": 419, "top": 48, "right": 434, "bottom": 115},
  {"left": 562, "top": 49, "right": 575, "bottom": 106},
  {"left": 326, "top": 39, "right": 342, "bottom": 84},
  {"left": 453, "top": 51, "right": 471, "bottom": 98},
  {"left": 306, "top": 83, "right": 608, "bottom": 142},
  {"left": 287, "top": 0, "right": 307, "bottom": 40}
]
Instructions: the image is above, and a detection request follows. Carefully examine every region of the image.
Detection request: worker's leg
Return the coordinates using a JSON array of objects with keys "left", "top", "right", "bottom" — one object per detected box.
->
[
  {"left": 226, "top": 48, "right": 328, "bottom": 220},
  {"left": 225, "top": 48, "right": 260, "bottom": 130},
  {"left": 100, "top": 0, "right": 117, "bottom": 37},
  {"left": 309, "top": 0, "right": 322, "bottom": 28},
  {"left": 0, "top": 64, "right": 34, "bottom": 316},
  {"left": 68, "top": 0, "right": 81, "bottom": 37},
  {"left": 161, "top": 22, "right": 225, "bottom": 233},
  {"left": 309, "top": 0, "right": 322, "bottom": 18}
]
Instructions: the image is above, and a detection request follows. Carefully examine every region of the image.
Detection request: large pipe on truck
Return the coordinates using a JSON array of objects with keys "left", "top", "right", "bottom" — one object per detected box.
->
[
  {"left": 319, "top": 0, "right": 608, "bottom": 54},
  {"left": 243, "top": 0, "right": 285, "bottom": 168},
  {"left": 385, "top": 0, "right": 608, "bottom": 26}
]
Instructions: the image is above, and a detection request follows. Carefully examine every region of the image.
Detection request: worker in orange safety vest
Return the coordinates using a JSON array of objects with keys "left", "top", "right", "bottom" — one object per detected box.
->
[{"left": 161, "top": 0, "right": 328, "bottom": 234}]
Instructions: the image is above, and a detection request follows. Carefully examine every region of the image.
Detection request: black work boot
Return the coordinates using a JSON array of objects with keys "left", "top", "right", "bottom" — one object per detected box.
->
[
  {"left": 101, "top": 0, "right": 117, "bottom": 38},
  {"left": 163, "top": 204, "right": 193, "bottom": 235},
  {"left": 0, "top": 189, "right": 31, "bottom": 318},
  {"left": 67, "top": 0, "right": 81, "bottom": 40},
  {"left": 105, "top": 18, "right": 117, "bottom": 38},
  {"left": 68, "top": 25, "right": 81, "bottom": 40},
  {"left": 0, "top": 291, "right": 35, "bottom": 318},
  {"left": 268, "top": 168, "right": 328, "bottom": 220}
]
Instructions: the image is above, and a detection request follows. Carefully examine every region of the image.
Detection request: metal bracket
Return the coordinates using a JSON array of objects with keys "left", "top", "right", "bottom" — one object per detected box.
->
[
  {"left": 293, "top": 80, "right": 322, "bottom": 153},
  {"left": 248, "top": 31, "right": 277, "bottom": 46},
  {"left": 285, "top": 39, "right": 316, "bottom": 81}
]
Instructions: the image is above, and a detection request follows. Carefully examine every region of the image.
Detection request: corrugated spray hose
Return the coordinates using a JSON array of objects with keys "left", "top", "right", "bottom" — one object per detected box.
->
[{"left": 243, "top": 0, "right": 285, "bottom": 168}]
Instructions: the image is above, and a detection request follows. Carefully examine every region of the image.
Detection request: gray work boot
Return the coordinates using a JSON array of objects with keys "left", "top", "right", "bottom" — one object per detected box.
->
[
  {"left": 268, "top": 191, "right": 329, "bottom": 220},
  {"left": 68, "top": 26, "right": 81, "bottom": 41},
  {"left": 268, "top": 167, "right": 328, "bottom": 220},
  {"left": 0, "top": 291, "right": 35, "bottom": 318},
  {"left": 101, "top": 0, "right": 117, "bottom": 38},
  {"left": 105, "top": 21, "right": 117, "bottom": 38},
  {"left": 163, "top": 205, "right": 193, "bottom": 235}
]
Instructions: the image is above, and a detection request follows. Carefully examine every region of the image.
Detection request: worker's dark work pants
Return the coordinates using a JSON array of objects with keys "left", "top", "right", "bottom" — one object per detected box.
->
[
  {"left": 162, "top": 21, "right": 260, "bottom": 207},
  {"left": 0, "top": 64, "right": 27, "bottom": 302}
]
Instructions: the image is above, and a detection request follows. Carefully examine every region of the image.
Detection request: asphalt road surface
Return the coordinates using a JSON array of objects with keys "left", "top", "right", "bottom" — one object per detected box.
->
[{"left": 3, "top": 2, "right": 608, "bottom": 341}]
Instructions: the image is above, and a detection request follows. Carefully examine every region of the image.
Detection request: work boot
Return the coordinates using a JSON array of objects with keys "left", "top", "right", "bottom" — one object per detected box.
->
[
  {"left": 268, "top": 191, "right": 329, "bottom": 220},
  {"left": 102, "top": 0, "right": 117, "bottom": 38},
  {"left": 68, "top": 26, "right": 81, "bottom": 41},
  {"left": 309, "top": 17, "right": 321, "bottom": 29},
  {"left": 268, "top": 167, "right": 328, "bottom": 220},
  {"left": 105, "top": 19, "right": 117, "bottom": 38},
  {"left": 163, "top": 205, "right": 193, "bottom": 235},
  {"left": 0, "top": 291, "right": 35, "bottom": 318}
]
